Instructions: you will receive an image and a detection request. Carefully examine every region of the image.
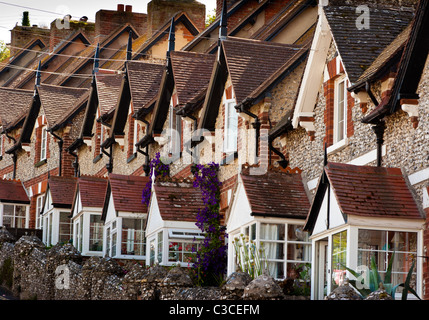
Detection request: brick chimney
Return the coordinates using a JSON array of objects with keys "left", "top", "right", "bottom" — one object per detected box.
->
[
  {"left": 10, "top": 24, "right": 50, "bottom": 56},
  {"left": 216, "top": 0, "right": 240, "bottom": 17},
  {"left": 94, "top": 4, "right": 147, "bottom": 43},
  {"left": 146, "top": 0, "right": 206, "bottom": 37},
  {"left": 49, "top": 17, "right": 96, "bottom": 52}
]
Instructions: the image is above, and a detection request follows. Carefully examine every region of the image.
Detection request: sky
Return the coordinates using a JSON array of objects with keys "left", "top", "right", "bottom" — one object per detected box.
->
[{"left": 0, "top": 0, "right": 217, "bottom": 43}]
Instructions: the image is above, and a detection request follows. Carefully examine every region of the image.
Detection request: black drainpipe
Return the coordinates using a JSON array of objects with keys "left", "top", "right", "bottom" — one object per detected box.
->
[
  {"left": 5, "top": 132, "right": 17, "bottom": 179},
  {"left": 372, "top": 120, "right": 386, "bottom": 167},
  {"left": 49, "top": 129, "right": 63, "bottom": 176},
  {"left": 102, "top": 144, "right": 113, "bottom": 173},
  {"left": 12, "top": 152, "right": 17, "bottom": 180},
  {"left": 67, "top": 149, "right": 79, "bottom": 177}
]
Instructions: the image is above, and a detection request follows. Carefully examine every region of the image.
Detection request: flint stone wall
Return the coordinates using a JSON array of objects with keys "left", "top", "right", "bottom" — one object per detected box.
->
[{"left": 0, "top": 229, "right": 295, "bottom": 301}]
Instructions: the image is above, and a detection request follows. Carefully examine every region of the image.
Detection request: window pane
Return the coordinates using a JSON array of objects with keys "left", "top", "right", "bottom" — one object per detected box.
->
[
  {"left": 260, "top": 223, "right": 285, "bottom": 240},
  {"left": 287, "top": 225, "right": 308, "bottom": 242},
  {"left": 336, "top": 80, "right": 345, "bottom": 142},
  {"left": 2, "top": 205, "right": 13, "bottom": 227},
  {"left": 332, "top": 230, "right": 347, "bottom": 289},
  {"left": 265, "top": 261, "right": 284, "bottom": 279},
  {"left": 121, "top": 218, "right": 145, "bottom": 256},
  {"left": 89, "top": 215, "right": 103, "bottom": 252},
  {"left": 287, "top": 243, "right": 311, "bottom": 262},
  {"left": 261, "top": 241, "right": 284, "bottom": 260},
  {"left": 59, "top": 212, "right": 72, "bottom": 244}
]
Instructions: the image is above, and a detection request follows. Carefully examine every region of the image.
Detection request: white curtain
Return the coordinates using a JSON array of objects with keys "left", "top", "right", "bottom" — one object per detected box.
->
[{"left": 260, "top": 224, "right": 279, "bottom": 277}]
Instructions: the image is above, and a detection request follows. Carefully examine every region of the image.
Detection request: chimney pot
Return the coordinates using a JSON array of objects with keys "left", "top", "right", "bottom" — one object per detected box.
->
[
  {"left": 117, "top": 4, "right": 125, "bottom": 11},
  {"left": 125, "top": 5, "right": 132, "bottom": 12}
]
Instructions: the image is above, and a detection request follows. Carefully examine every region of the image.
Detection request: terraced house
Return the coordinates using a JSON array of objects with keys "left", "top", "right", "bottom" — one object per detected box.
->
[{"left": 0, "top": 0, "right": 428, "bottom": 301}]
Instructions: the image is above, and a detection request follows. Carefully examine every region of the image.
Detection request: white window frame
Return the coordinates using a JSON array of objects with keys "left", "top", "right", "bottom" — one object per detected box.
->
[
  {"left": 36, "top": 194, "right": 44, "bottom": 229},
  {"left": 333, "top": 76, "right": 347, "bottom": 145},
  {"left": 132, "top": 119, "right": 138, "bottom": 155},
  {"left": 231, "top": 221, "right": 311, "bottom": 280},
  {"left": 0, "top": 203, "right": 28, "bottom": 229},
  {"left": 40, "top": 126, "right": 48, "bottom": 161},
  {"left": 224, "top": 98, "right": 238, "bottom": 153},
  {"left": 168, "top": 105, "right": 182, "bottom": 156}
]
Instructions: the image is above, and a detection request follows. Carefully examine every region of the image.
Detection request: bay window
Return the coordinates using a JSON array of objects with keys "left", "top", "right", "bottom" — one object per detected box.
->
[
  {"left": 2, "top": 204, "right": 27, "bottom": 228},
  {"left": 357, "top": 229, "right": 418, "bottom": 294},
  {"left": 232, "top": 222, "right": 311, "bottom": 280}
]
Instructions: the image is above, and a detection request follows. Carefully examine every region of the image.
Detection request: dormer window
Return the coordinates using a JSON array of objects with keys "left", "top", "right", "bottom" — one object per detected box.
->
[{"left": 224, "top": 99, "right": 238, "bottom": 153}]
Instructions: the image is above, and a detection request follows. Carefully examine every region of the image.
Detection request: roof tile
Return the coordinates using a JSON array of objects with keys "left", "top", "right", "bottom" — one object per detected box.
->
[
  {"left": 241, "top": 170, "right": 310, "bottom": 218},
  {"left": 325, "top": 162, "right": 422, "bottom": 219}
]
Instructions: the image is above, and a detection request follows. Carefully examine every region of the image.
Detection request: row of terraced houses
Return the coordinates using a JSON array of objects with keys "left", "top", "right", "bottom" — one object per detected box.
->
[{"left": 0, "top": 0, "right": 428, "bottom": 300}]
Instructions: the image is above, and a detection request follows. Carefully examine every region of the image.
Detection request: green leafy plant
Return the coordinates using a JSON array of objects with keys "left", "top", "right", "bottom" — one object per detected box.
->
[
  {"left": 343, "top": 252, "right": 420, "bottom": 300},
  {"left": 232, "top": 234, "right": 266, "bottom": 279}
]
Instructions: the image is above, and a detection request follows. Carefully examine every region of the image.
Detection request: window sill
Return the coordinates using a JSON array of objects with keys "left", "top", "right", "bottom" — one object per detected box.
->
[
  {"left": 35, "top": 159, "right": 47, "bottom": 168},
  {"left": 127, "top": 153, "right": 137, "bottom": 163},
  {"left": 327, "top": 138, "right": 348, "bottom": 155},
  {"left": 93, "top": 153, "right": 102, "bottom": 163}
]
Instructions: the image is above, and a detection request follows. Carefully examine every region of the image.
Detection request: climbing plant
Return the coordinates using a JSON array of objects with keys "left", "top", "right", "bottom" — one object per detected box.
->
[
  {"left": 141, "top": 152, "right": 170, "bottom": 206},
  {"left": 191, "top": 163, "right": 227, "bottom": 286}
]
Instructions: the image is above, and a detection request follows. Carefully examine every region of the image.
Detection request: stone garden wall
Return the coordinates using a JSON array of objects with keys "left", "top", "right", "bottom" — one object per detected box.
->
[{"left": 0, "top": 228, "right": 293, "bottom": 301}]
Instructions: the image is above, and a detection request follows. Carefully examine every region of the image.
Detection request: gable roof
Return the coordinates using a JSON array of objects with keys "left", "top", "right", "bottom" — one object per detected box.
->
[
  {"left": 46, "top": 24, "right": 139, "bottom": 87},
  {"left": 74, "top": 175, "right": 108, "bottom": 209},
  {"left": 361, "top": 0, "right": 429, "bottom": 123},
  {"left": 95, "top": 70, "right": 124, "bottom": 118},
  {"left": 0, "top": 38, "right": 47, "bottom": 87},
  {"left": 103, "top": 174, "right": 150, "bottom": 216},
  {"left": 0, "top": 87, "right": 34, "bottom": 132},
  {"left": 47, "top": 175, "right": 78, "bottom": 208},
  {"left": 324, "top": 0, "right": 415, "bottom": 84},
  {"left": 153, "top": 181, "right": 204, "bottom": 222},
  {"left": 0, "top": 179, "right": 29, "bottom": 204},
  {"left": 127, "top": 60, "right": 164, "bottom": 114},
  {"left": 10, "top": 32, "right": 91, "bottom": 89},
  {"left": 170, "top": 50, "right": 216, "bottom": 110},
  {"left": 197, "top": 37, "right": 308, "bottom": 133},
  {"left": 304, "top": 162, "right": 423, "bottom": 233},
  {"left": 240, "top": 169, "right": 310, "bottom": 219},
  {"left": 222, "top": 37, "right": 304, "bottom": 104},
  {"left": 38, "top": 84, "right": 89, "bottom": 130}
]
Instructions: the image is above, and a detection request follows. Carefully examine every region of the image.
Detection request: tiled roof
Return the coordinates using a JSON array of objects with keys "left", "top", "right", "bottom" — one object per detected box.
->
[
  {"left": 325, "top": 162, "right": 422, "bottom": 219},
  {"left": 48, "top": 176, "right": 78, "bottom": 207},
  {"left": 324, "top": 1, "right": 415, "bottom": 84},
  {"left": 221, "top": 37, "right": 305, "bottom": 104},
  {"left": 37, "top": 84, "right": 88, "bottom": 129},
  {"left": 355, "top": 24, "right": 411, "bottom": 86},
  {"left": 240, "top": 170, "right": 310, "bottom": 218},
  {"left": 170, "top": 51, "right": 215, "bottom": 107},
  {"left": 154, "top": 181, "right": 204, "bottom": 222},
  {"left": 95, "top": 70, "right": 123, "bottom": 116},
  {"left": 77, "top": 176, "right": 108, "bottom": 208},
  {"left": 0, "top": 87, "right": 33, "bottom": 130},
  {"left": 108, "top": 173, "right": 150, "bottom": 213},
  {"left": 0, "top": 179, "right": 29, "bottom": 204},
  {"left": 127, "top": 61, "right": 164, "bottom": 113}
]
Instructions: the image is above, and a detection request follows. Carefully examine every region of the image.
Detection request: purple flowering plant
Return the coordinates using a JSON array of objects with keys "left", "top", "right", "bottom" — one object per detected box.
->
[
  {"left": 191, "top": 162, "right": 228, "bottom": 286},
  {"left": 142, "top": 152, "right": 170, "bottom": 206}
]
